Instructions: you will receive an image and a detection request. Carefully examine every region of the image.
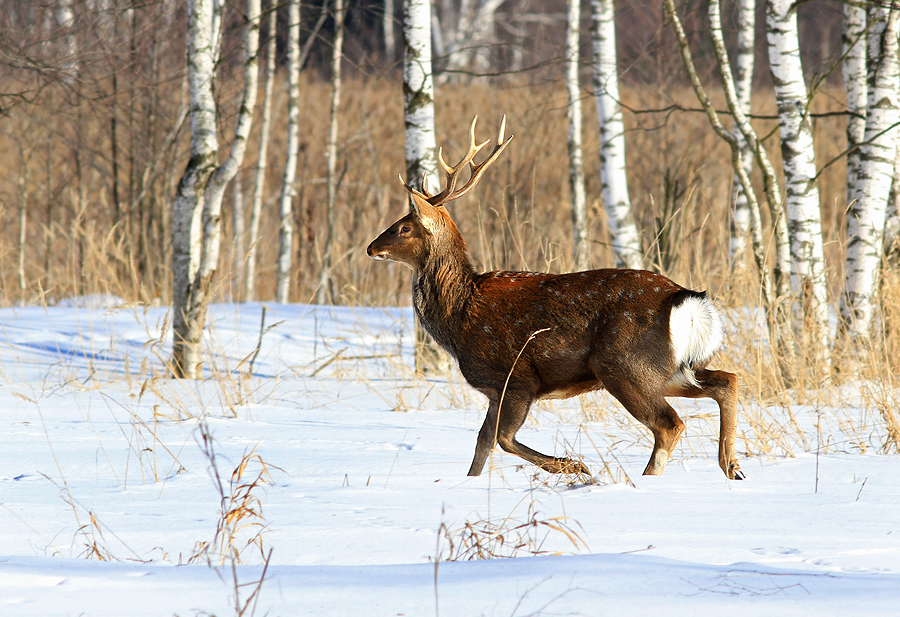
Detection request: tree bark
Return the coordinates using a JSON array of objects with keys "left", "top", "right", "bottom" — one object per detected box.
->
[
  {"left": 567, "top": 0, "right": 589, "bottom": 271},
  {"left": 384, "top": 0, "right": 396, "bottom": 63},
  {"left": 843, "top": 2, "right": 868, "bottom": 210},
  {"left": 172, "top": 0, "right": 260, "bottom": 378},
  {"left": 665, "top": 0, "right": 796, "bottom": 384},
  {"left": 439, "top": 0, "right": 504, "bottom": 83},
  {"left": 318, "top": 0, "right": 345, "bottom": 305},
  {"left": 276, "top": 0, "right": 302, "bottom": 304},
  {"left": 590, "top": 0, "right": 642, "bottom": 269},
  {"left": 886, "top": 141, "right": 900, "bottom": 266},
  {"left": 840, "top": 7, "right": 900, "bottom": 345},
  {"left": 231, "top": 172, "right": 245, "bottom": 298},
  {"left": 766, "top": 0, "right": 831, "bottom": 367},
  {"left": 244, "top": 0, "right": 278, "bottom": 303},
  {"left": 728, "top": 0, "right": 755, "bottom": 265},
  {"left": 403, "top": 0, "right": 447, "bottom": 374}
]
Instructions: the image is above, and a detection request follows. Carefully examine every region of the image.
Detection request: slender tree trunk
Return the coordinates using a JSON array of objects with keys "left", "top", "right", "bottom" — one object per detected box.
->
[
  {"left": 172, "top": 0, "right": 220, "bottom": 377},
  {"left": 886, "top": 142, "right": 900, "bottom": 266},
  {"left": 172, "top": 0, "right": 260, "bottom": 378},
  {"left": 231, "top": 172, "right": 246, "bottom": 298},
  {"left": 590, "top": 0, "right": 642, "bottom": 269},
  {"left": 55, "top": 1, "right": 80, "bottom": 78},
  {"left": 567, "top": 0, "right": 589, "bottom": 271},
  {"left": 244, "top": 1, "right": 277, "bottom": 302},
  {"left": 383, "top": 0, "right": 396, "bottom": 63},
  {"left": 276, "top": 0, "right": 301, "bottom": 304},
  {"left": 318, "top": 0, "right": 345, "bottom": 305},
  {"left": 729, "top": 0, "right": 755, "bottom": 265},
  {"left": 840, "top": 7, "right": 900, "bottom": 345},
  {"left": 403, "top": 0, "right": 438, "bottom": 190},
  {"left": 843, "top": 2, "right": 868, "bottom": 210},
  {"left": 767, "top": 0, "right": 831, "bottom": 368},
  {"left": 403, "top": 0, "right": 446, "bottom": 373},
  {"left": 665, "top": 0, "right": 796, "bottom": 383},
  {"left": 18, "top": 198, "right": 27, "bottom": 294},
  {"left": 441, "top": 0, "right": 503, "bottom": 82}
]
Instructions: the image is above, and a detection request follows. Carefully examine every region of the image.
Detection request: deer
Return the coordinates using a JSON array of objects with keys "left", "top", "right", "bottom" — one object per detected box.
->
[{"left": 367, "top": 116, "right": 744, "bottom": 481}]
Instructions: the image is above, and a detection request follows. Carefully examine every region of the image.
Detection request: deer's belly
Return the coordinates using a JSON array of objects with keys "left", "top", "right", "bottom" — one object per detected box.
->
[{"left": 540, "top": 381, "right": 603, "bottom": 400}]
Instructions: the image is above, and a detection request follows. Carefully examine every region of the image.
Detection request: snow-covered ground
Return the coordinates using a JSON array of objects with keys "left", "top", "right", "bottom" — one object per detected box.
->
[{"left": 1, "top": 301, "right": 898, "bottom": 616}]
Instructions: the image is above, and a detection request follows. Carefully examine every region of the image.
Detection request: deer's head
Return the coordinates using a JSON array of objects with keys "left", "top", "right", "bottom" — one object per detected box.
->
[{"left": 367, "top": 116, "right": 513, "bottom": 272}]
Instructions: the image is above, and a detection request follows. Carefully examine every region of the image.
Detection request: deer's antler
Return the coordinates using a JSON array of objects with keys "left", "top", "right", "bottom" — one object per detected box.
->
[{"left": 401, "top": 116, "right": 513, "bottom": 207}]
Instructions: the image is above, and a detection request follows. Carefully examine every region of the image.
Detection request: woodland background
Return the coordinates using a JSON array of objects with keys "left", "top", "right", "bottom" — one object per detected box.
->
[{"left": 1, "top": 0, "right": 897, "bottom": 389}]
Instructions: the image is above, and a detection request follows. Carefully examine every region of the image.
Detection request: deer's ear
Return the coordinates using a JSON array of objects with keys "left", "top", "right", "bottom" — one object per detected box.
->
[{"left": 409, "top": 190, "right": 441, "bottom": 219}]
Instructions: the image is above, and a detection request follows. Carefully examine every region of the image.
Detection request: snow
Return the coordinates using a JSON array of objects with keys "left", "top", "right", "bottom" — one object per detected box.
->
[{"left": 1, "top": 301, "right": 899, "bottom": 616}]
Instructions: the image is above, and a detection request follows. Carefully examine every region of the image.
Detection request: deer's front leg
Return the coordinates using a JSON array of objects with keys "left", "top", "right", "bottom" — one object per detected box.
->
[
  {"left": 469, "top": 390, "right": 589, "bottom": 476},
  {"left": 467, "top": 399, "right": 500, "bottom": 476}
]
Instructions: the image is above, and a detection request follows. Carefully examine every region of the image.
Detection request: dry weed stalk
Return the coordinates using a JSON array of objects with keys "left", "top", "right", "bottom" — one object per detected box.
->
[
  {"left": 437, "top": 499, "right": 587, "bottom": 562},
  {"left": 190, "top": 421, "right": 280, "bottom": 566}
]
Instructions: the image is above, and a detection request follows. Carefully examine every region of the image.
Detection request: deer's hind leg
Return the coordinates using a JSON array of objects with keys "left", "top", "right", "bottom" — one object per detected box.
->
[
  {"left": 604, "top": 379, "right": 686, "bottom": 476},
  {"left": 664, "top": 369, "right": 744, "bottom": 480},
  {"left": 467, "top": 389, "right": 588, "bottom": 476}
]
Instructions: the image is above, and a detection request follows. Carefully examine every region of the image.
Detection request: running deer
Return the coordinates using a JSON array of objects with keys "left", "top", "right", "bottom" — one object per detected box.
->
[{"left": 367, "top": 116, "right": 744, "bottom": 480}]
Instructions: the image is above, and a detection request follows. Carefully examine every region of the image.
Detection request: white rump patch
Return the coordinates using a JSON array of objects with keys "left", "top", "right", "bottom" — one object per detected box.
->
[{"left": 668, "top": 294, "right": 725, "bottom": 387}]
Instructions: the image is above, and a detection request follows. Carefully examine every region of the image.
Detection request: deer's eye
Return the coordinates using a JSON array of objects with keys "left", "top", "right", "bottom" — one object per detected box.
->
[{"left": 400, "top": 225, "right": 412, "bottom": 234}]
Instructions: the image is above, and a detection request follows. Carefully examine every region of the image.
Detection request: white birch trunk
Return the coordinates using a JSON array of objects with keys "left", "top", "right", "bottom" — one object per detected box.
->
[
  {"left": 231, "top": 172, "right": 245, "bottom": 297},
  {"left": 886, "top": 142, "right": 900, "bottom": 264},
  {"left": 195, "top": 0, "right": 260, "bottom": 289},
  {"left": 55, "top": 1, "right": 80, "bottom": 78},
  {"left": 384, "top": 0, "right": 396, "bottom": 63},
  {"left": 276, "top": 0, "right": 301, "bottom": 304},
  {"left": 403, "top": 0, "right": 438, "bottom": 191},
  {"left": 318, "top": 0, "right": 345, "bottom": 305},
  {"left": 404, "top": 0, "right": 446, "bottom": 373},
  {"left": 244, "top": 1, "right": 278, "bottom": 303},
  {"left": 442, "top": 0, "right": 504, "bottom": 81},
  {"left": 669, "top": 0, "right": 796, "bottom": 382},
  {"left": 841, "top": 7, "right": 900, "bottom": 343},
  {"left": 172, "top": 0, "right": 219, "bottom": 377},
  {"left": 567, "top": 0, "right": 589, "bottom": 271},
  {"left": 18, "top": 196, "right": 27, "bottom": 294},
  {"left": 590, "top": 0, "right": 642, "bottom": 269},
  {"left": 172, "top": 0, "right": 260, "bottom": 377},
  {"left": 843, "top": 3, "right": 868, "bottom": 209},
  {"left": 766, "top": 0, "right": 831, "bottom": 362},
  {"left": 729, "top": 0, "right": 755, "bottom": 264}
]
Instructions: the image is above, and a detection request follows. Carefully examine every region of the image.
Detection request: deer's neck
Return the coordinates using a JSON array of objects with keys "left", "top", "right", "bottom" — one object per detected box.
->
[{"left": 413, "top": 242, "right": 476, "bottom": 355}]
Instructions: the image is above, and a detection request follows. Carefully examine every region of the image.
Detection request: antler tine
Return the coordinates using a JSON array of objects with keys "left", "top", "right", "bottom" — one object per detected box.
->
[
  {"left": 433, "top": 115, "right": 513, "bottom": 206},
  {"left": 398, "top": 172, "right": 430, "bottom": 202},
  {"left": 399, "top": 116, "right": 513, "bottom": 208},
  {"left": 427, "top": 116, "right": 498, "bottom": 207}
]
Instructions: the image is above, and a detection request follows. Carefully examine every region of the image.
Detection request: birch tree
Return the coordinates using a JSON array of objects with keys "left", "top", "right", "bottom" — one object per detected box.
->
[
  {"left": 172, "top": 0, "right": 260, "bottom": 377},
  {"left": 403, "top": 0, "right": 446, "bottom": 373},
  {"left": 567, "top": 0, "right": 589, "bottom": 271},
  {"left": 767, "top": 0, "right": 831, "bottom": 364},
  {"left": 403, "top": 0, "right": 438, "bottom": 193},
  {"left": 843, "top": 2, "right": 868, "bottom": 209},
  {"left": 244, "top": 1, "right": 278, "bottom": 303},
  {"left": 318, "top": 0, "right": 345, "bottom": 305},
  {"left": 841, "top": 7, "right": 900, "bottom": 345},
  {"left": 590, "top": 0, "right": 642, "bottom": 269},
  {"left": 728, "top": 0, "right": 755, "bottom": 264},
  {"left": 275, "top": 0, "right": 301, "bottom": 304},
  {"left": 384, "top": 0, "right": 396, "bottom": 63},
  {"left": 886, "top": 143, "right": 900, "bottom": 266},
  {"left": 438, "top": 0, "right": 504, "bottom": 82},
  {"left": 665, "top": 0, "right": 796, "bottom": 383}
]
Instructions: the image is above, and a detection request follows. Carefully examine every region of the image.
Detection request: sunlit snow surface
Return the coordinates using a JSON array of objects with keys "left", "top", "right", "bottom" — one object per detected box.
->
[{"left": 1, "top": 301, "right": 898, "bottom": 616}]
